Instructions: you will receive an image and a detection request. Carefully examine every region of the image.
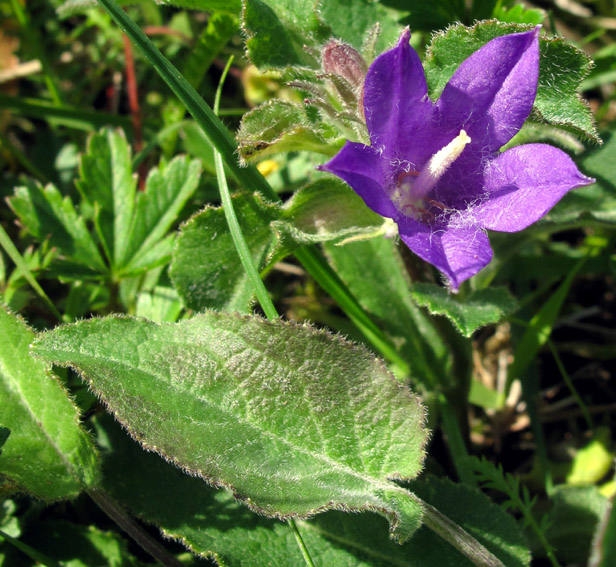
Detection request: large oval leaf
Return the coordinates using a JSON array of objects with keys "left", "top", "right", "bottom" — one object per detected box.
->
[
  {"left": 32, "top": 313, "right": 428, "bottom": 542},
  {"left": 0, "top": 306, "right": 99, "bottom": 500}
]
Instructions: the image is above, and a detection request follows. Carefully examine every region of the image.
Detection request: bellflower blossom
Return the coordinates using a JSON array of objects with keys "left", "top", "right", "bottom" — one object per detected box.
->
[{"left": 319, "top": 28, "right": 594, "bottom": 290}]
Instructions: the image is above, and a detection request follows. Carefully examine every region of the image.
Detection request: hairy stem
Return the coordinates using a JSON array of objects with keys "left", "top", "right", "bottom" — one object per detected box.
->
[{"left": 419, "top": 498, "right": 505, "bottom": 567}]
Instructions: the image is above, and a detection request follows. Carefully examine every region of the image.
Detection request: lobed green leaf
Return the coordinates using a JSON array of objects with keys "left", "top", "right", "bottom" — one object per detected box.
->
[
  {"left": 76, "top": 129, "right": 136, "bottom": 269},
  {"left": 8, "top": 180, "right": 107, "bottom": 279},
  {"left": 410, "top": 284, "right": 519, "bottom": 338},
  {"left": 118, "top": 155, "right": 202, "bottom": 274},
  {"left": 31, "top": 313, "right": 429, "bottom": 542}
]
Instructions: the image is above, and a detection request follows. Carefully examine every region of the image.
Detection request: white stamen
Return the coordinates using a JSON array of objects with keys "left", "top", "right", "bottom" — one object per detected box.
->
[{"left": 411, "top": 130, "right": 471, "bottom": 201}]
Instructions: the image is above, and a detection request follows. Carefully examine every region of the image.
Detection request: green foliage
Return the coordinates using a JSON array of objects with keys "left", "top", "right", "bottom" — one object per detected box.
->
[
  {"left": 424, "top": 20, "right": 599, "bottom": 143},
  {"left": 0, "top": 306, "right": 99, "bottom": 501},
  {"left": 542, "top": 486, "right": 608, "bottom": 565},
  {"left": 8, "top": 129, "right": 201, "bottom": 287},
  {"left": 324, "top": 238, "right": 451, "bottom": 388},
  {"left": 410, "top": 284, "right": 518, "bottom": 337},
  {"left": 99, "top": 416, "right": 529, "bottom": 566},
  {"left": 589, "top": 497, "right": 616, "bottom": 567},
  {"left": 0, "top": 428, "right": 9, "bottom": 452},
  {"left": 171, "top": 183, "right": 387, "bottom": 313},
  {"left": 273, "top": 179, "right": 386, "bottom": 253},
  {"left": 469, "top": 457, "right": 559, "bottom": 564},
  {"left": 32, "top": 313, "right": 429, "bottom": 542},
  {"left": 19, "top": 521, "right": 140, "bottom": 567},
  {"left": 57, "top": 0, "right": 242, "bottom": 17},
  {"left": 549, "top": 128, "right": 616, "bottom": 227},
  {"left": 2, "top": 0, "right": 611, "bottom": 564},
  {"left": 242, "top": 0, "right": 402, "bottom": 70},
  {"left": 507, "top": 259, "right": 583, "bottom": 386},
  {"left": 242, "top": 0, "right": 327, "bottom": 69},
  {"left": 170, "top": 193, "right": 280, "bottom": 313},
  {"left": 400, "top": 0, "right": 466, "bottom": 32},
  {"left": 97, "top": 412, "right": 528, "bottom": 567},
  {"left": 8, "top": 180, "right": 108, "bottom": 279},
  {"left": 237, "top": 100, "right": 336, "bottom": 162}
]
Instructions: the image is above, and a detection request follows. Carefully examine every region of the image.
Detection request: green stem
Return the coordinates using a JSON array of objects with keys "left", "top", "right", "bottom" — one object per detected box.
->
[
  {"left": 0, "top": 93, "right": 132, "bottom": 131},
  {"left": 0, "top": 529, "right": 62, "bottom": 567},
  {"left": 213, "top": 58, "right": 315, "bottom": 567},
  {"left": 88, "top": 489, "right": 182, "bottom": 567},
  {"left": 438, "top": 393, "right": 474, "bottom": 486},
  {"left": 289, "top": 519, "right": 317, "bottom": 567},
  {"left": 508, "top": 490, "right": 561, "bottom": 567},
  {"left": 419, "top": 499, "right": 505, "bottom": 567},
  {"left": 95, "top": 0, "right": 409, "bottom": 378},
  {"left": 213, "top": 57, "right": 278, "bottom": 321},
  {"left": 0, "top": 224, "right": 63, "bottom": 322},
  {"left": 547, "top": 339, "right": 594, "bottom": 430}
]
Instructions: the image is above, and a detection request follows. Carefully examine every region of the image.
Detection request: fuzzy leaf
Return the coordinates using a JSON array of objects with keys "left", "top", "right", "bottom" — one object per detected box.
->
[
  {"left": 242, "top": 0, "right": 402, "bottom": 70},
  {"left": 324, "top": 238, "right": 451, "bottom": 388},
  {"left": 99, "top": 417, "right": 529, "bottom": 567},
  {"left": 170, "top": 193, "right": 281, "bottom": 313},
  {"left": 237, "top": 100, "right": 335, "bottom": 162},
  {"left": 423, "top": 21, "right": 599, "bottom": 143},
  {"left": 410, "top": 284, "right": 518, "bottom": 337},
  {"left": 171, "top": 185, "right": 391, "bottom": 313},
  {"left": 589, "top": 495, "right": 616, "bottom": 567},
  {"left": 242, "top": 0, "right": 327, "bottom": 69},
  {"left": 32, "top": 313, "right": 429, "bottom": 542},
  {"left": 272, "top": 178, "right": 386, "bottom": 255},
  {"left": 0, "top": 305, "right": 99, "bottom": 501},
  {"left": 8, "top": 180, "right": 107, "bottom": 279}
]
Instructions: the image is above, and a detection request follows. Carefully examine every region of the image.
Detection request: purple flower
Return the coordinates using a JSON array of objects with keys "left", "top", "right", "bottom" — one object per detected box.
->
[{"left": 319, "top": 27, "right": 594, "bottom": 290}]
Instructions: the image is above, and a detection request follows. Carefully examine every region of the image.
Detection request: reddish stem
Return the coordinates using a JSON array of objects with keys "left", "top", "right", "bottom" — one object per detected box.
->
[{"left": 143, "top": 26, "right": 192, "bottom": 43}]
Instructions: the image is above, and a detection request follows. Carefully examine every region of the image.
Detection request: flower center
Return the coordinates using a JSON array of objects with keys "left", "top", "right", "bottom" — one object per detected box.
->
[{"left": 394, "top": 130, "right": 471, "bottom": 219}]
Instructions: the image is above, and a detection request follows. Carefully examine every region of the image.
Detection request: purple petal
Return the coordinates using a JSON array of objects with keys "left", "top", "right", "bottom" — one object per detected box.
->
[
  {"left": 363, "top": 29, "right": 433, "bottom": 159},
  {"left": 437, "top": 27, "right": 540, "bottom": 151},
  {"left": 318, "top": 141, "right": 398, "bottom": 218},
  {"left": 474, "top": 144, "right": 594, "bottom": 232},
  {"left": 397, "top": 218, "right": 493, "bottom": 290}
]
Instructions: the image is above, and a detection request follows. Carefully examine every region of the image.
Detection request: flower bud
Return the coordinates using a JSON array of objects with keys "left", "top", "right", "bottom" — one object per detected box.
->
[{"left": 321, "top": 40, "right": 367, "bottom": 91}]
